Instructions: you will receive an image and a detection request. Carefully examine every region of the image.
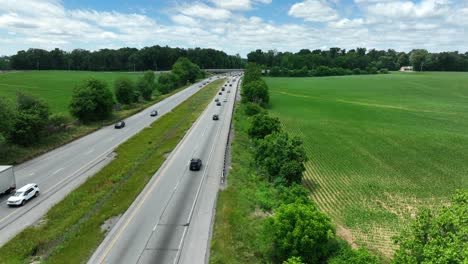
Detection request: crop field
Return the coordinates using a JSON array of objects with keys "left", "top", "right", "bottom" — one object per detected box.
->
[
  {"left": 0, "top": 71, "right": 144, "bottom": 115},
  {"left": 265, "top": 72, "right": 468, "bottom": 258}
]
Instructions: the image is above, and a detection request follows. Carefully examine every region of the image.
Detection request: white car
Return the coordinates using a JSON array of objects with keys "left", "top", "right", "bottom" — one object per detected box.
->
[
  {"left": 223, "top": 98, "right": 228, "bottom": 102},
  {"left": 7, "top": 183, "right": 40, "bottom": 206}
]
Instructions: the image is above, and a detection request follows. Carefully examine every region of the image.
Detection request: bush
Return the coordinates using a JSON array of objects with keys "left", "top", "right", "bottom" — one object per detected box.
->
[
  {"left": 255, "top": 131, "right": 307, "bottom": 184},
  {"left": 69, "top": 78, "right": 114, "bottom": 122},
  {"left": 393, "top": 190, "right": 468, "bottom": 264},
  {"left": 248, "top": 113, "right": 281, "bottom": 139},
  {"left": 157, "top": 72, "right": 179, "bottom": 94},
  {"left": 47, "top": 113, "right": 71, "bottom": 132},
  {"left": 266, "top": 202, "right": 335, "bottom": 263},
  {"left": 10, "top": 93, "right": 49, "bottom": 146},
  {"left": 244, "top": 102, "right": 264, "bottom": 116},
  {"left": 0, "top": 97, "right": 16, "bottom": 141},
  {"left": 352, "top": 68, "right": 361, "bottom": 75},
  {"left": 328, "top": 240, "right": 379, "bottom": 264},
  {"left": 172, "top": 57, "right": 202, "bottom": 85},
  {"left": 114, "top": 77, "right": 135, "bottom": 104},
  {"left": 379, "top": 68, "right": 389, "bottom": 74},
  {"left": 137, "top": 71, "right": 156, "bottom": 101},
  {"left": 242, "top": 79, "right": 269, "bottom": 106},
  {"left": 243, "top": 63, "right": 262, "bottom": 85}
]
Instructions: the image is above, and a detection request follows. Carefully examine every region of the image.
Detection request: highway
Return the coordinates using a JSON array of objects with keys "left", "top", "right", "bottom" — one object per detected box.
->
[
  {"left": 0, "top": 76, "right": 222, "bottom": 247},
  {"left": 89, "top": 76, "right": 240, "bottom": 264}
]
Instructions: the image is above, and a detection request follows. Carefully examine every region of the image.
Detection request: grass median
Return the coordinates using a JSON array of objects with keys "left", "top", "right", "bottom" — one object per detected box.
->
[{"left": 0, "top": 78, "right": 224, "bottom": 264}]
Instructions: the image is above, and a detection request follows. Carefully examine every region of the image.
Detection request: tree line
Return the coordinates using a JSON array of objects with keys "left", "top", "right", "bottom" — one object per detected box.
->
[
  {"left": 5, "top": 46, "right": 244, "bottom": 71},
  {"left": 239, "top": 63, "right": 379, "bottom": 263},
  {"left": 247, "top": 48, "right": 468, "bottom": 77},
  {"left": 0, "top": 57, "right": 204, "bottom": 147}
]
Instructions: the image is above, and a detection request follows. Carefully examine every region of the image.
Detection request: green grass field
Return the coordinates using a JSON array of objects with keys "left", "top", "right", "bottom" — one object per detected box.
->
[
  {"left": 0, "top": 71, "right": 144, "bottom": 115},
  {"left": 265, "top": 72, "right": 468, "bottom": 258}
]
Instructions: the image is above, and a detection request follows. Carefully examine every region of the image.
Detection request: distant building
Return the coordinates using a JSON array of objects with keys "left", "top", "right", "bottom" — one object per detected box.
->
[{"left": 400, "top": 66, "right": 414, "bottom": 72}]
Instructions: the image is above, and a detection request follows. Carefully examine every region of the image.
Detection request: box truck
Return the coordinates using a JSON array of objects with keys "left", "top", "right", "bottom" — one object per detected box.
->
[{"left": 0, "top": 166, "right": 16, "bottom": 194}]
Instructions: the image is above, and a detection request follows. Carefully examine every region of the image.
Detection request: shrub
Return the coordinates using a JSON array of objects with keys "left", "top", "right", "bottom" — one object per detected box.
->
[
  {"left": 157, "top": 73, "right": 179, "bottom": 94},
  {"left": 242, "top": 79, "right": 269, "bottom": 106},
  {"left": 69, "top": 78, "right": 114, "bottom": 122},
  {"left": 172, "top": 57, "right": 202, "bottom": 85},
  {"left": 352, "top": 68, "right": 361, "bottom": 75},
  {"left": 379, "top": 68, "right": 389, "bottom": 74},
  {"left": 10, "top": 93, "right": 49, "bottom": 146},
  {"left": 137, "top": 71, "right": 156, "bottom": 100},
  {"left": 114, "top": 77, "right": 135, "bottom": 104},
  {"left": 283, "top": 256, "right": 304, "bottom": 264},
  {"left": 47, "top": 113, "right": 71, "bottom": 132},
  {"left": 393, "top": 190, "right": 468, "bottom": 264},
  {"left": 266, "top": 202, "right": 335, "bottom": 263},
  {"left": 255, "top": 131, "right": 307, "bottom": 184},
  {"left": 248, "top": 113, "right": 281, "bottom": 139},
  {"left": 0, "top": 97, "right": 16, "bottom": 141},
  {"left": 328, "top": 240, "right": 379, "bottom": 264},
  {"left": 244, "top": 102, "right": 264, "bottom": 116}
]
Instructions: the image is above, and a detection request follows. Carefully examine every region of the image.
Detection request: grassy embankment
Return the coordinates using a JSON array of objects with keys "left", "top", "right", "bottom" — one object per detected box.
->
[
  {"left": 0, "top": 71, "right": 193, "bottom": 164},
  {"left": 210, "top": 103, "right": 271, "bottom": 263},
  {"left": 264, "top": 72, "right": 468, "bottom": 258},
  {"left": 0, "top": 78, "right": 225, "bottom": 264}
]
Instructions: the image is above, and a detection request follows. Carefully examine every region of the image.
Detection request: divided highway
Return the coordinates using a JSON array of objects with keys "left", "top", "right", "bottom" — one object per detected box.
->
[
  {"left": 89, "top": 76, "right": 241, "bottom": 264},
  {"left": 0, "top": 76, "right": 221, "bottom": 246}
]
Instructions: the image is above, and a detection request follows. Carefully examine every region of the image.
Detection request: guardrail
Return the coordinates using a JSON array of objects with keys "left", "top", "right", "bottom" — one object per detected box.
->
[{"left": 221, "top": 78, "right": 241, "bottom": 185}]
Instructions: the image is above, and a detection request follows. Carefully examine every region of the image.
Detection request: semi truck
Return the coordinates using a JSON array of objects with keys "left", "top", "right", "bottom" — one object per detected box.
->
[{"left": 0, "top": 166, "right": 16, "bottom": 194}]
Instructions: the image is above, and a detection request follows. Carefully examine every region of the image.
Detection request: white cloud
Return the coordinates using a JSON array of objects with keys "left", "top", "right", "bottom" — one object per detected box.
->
[
  {"left": 328, "top": 18, "right": 365, "bottom": 28},
  {"left": 208, "top": 0, "right": 272, "bottom": 10},
  {"left": 288, "top": 0, "right": 339, "bottom": 22},
  {"left": 365, "top": 0, "right": 451, "bottom": 19},
  {"left": 171, "top": 14, "right": 198, "bottom": 26},
  {"left": 179, "top": 3, "right": 232, "bottom": 20}
]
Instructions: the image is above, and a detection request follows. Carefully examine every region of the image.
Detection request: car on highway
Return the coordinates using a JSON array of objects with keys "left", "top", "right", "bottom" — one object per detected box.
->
[
  {"left": 114, "top": 121, "right": 125, "bottom": 129},
  {"left": 216, "top": 101, "right": 221, "bottom": 106},
  {"left": 150, "top": 110, "right": 158, "bottom": 117},
  {"left": 223, "top": 98, "right": 227, "bottom": 102},
  {"left": 215, "top": 98, "right": 219, "bottom": 102},
  {"left": 212, "top": 114, "right": 219, "bottom": 120},
  {"left": 189, "top": 158, "right": 202, "bottom": 171},
  {"left": 221, "top": 87, "right": 225, "bottom": 91},
  {"left": 229, "top": 84, "right": 232, "bottom": 87},
  {"left": 218, "top": 92, "right": 222, "bottom": 95},
  {"left": 7, "top": 183, "right": 39, "bottom": 206},
  {"left": 227, "top": 90, "right": 231, "bottom": 93}
]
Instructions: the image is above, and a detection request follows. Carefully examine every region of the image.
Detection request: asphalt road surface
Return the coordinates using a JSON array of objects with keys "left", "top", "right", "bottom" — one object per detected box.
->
[
  {"left": 0, "top": 76, "right": 223, "bottom": 247},
  {"left": 89, "top": 76, "right": 240, "bottom": 264}
]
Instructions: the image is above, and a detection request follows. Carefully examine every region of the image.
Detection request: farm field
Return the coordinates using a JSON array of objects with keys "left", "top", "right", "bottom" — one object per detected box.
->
[
  {"left": 265, "top": 72, "right": 468, "bottom": 258},
  {"left": 0, "top": 71, "right": 144, "bottom": 115}
]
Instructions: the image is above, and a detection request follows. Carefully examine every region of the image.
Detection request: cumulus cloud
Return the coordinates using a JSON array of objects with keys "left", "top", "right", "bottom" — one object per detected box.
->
[
  {"left": 0, "top": 0, "right": 466, "bottom": 57},
  {"left": 288, "top": 0, "right": 339, "bottom": 22}
]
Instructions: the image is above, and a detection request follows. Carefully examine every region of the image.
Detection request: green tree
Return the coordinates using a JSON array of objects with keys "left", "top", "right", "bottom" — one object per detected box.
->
[
  {"left": 0, "top": 97, "right": 16, "bottom": 143},
  {"left": 393, "top": 190, "right": 467, "bottom": 264},
  {"left": 114, "top": 77, "right": 135, "bottom": 104},
  {"left": 243, "top": 63, "right": 262, "bottom": 85},
  {"left": 266, "top": 202, "right": 335, "bottom": 263},
  {"left": 242, "top": 79, "right": 269, "bottom": 106},
  {"left": 10, "top": 93, "right": 49, "bottom": 146},
  {"left": 172, "top": 57, "right": 202, "bottom": 84},
  {"left": 255, "top": 131, "right": 307, "bottom": 184},
  {"left": 69, "top": 79, "right": 114, "bottom": 122},
  {"left": 137, "top": 70, "right": 156, "bottom": 100},
  {"left": 248, "top": 113, "right": 281, "bottom": 139},
  {"left": 410, "top": 49, "right": 429, "bottom": 71},
  {"left": 157, "top": 72, "right": 179, "bottom": 94}
]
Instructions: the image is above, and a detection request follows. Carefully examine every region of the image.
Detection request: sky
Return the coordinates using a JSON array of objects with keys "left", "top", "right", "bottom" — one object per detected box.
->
[{"left": 0, "top": 0, "right": 467, "bottom": 57}]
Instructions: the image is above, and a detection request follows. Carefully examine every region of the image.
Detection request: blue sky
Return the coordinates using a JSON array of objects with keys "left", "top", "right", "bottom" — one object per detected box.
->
[{"left": 0, "top": 0, "right": 467, "bottom": 57}]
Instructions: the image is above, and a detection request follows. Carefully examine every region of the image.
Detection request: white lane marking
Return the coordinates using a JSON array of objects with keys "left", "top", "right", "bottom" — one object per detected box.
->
[
  {"left": 85, "top": 148, "right": 95, "bottom": 155},
  {"left": 201, "top": 126, "right": 208, "bottom": 138},
  {"left": 28, "top": 172, "right": 35, "bottom": 177},
  {"left": 52, "top": 168, "right": 64, "bottom": 175}
]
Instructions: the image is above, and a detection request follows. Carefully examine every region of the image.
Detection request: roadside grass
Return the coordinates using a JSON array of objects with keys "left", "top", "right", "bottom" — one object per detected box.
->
[
  {"left": 0, "top": 83, "right": 188, "bottom": 165},
  {"left": 210, "top": 103, "right": 273, "bottom": 263},
  {"left": 0, "top": 78, "right": 225, "bottom": 264},
  {"left": 264, "top": 72, "right": 468, "bottom": 258}
]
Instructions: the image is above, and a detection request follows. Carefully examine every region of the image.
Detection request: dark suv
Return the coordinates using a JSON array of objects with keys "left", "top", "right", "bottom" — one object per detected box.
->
[
  {"left": 189, "top": 158, "right": 202, "bottom": 171},
  {"left": 114, "top": 121, "right": 125, "bottom": 129}
]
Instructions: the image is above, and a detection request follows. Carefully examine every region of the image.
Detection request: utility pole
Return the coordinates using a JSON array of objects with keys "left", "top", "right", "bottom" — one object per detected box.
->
[{"left": 133, "top": 63, "right": 136, "bottom": 72}]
